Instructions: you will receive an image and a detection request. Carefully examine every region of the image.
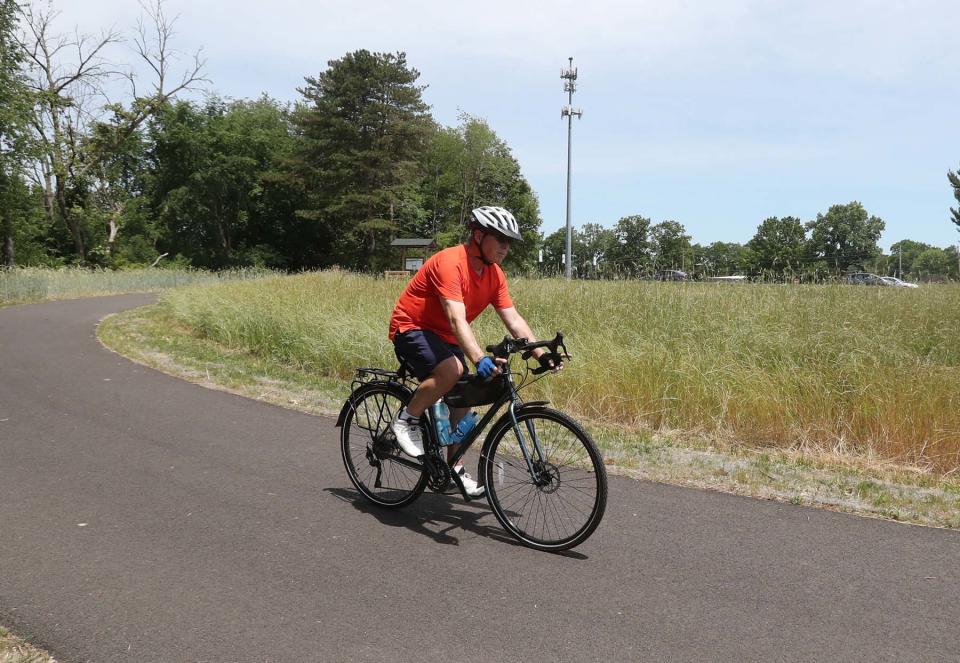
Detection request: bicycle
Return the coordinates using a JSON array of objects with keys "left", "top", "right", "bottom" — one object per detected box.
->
[{"left": 336, "top": 332, "right": 607, "bottom": 552}]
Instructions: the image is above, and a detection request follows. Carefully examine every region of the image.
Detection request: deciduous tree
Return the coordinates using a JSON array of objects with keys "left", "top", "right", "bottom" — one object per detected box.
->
[
  {"left": 747, "top": 216, "right": 806, "bottom": 276},
  {"left": 0, "top": 0, "right": 32, "bottom": 265},
  {"left": 700, "top": 241, "right": 751, "bottom": 276},
  {"left": 651, "top": 220, "right": 691, "bottom": 270},
  {"left": 577, "top": 222, "right": 616, "bottom": 277},
  {"left": 805, "top": 202, "right": 884, "bottom": 273},
  {"left": 149, "top": 97, "right": 296, "bottom": 268},
  {"left": 539, "top": 227, "right": 567, "bottom": 275},
  {"left": 16, "top": 0, "right": 204, "bottom": 262},
  {"left": 419, "top": 114, "right": 542, "bottom": 270},
  {"left": 888, "top": 239, "right": 936, "bottom": 277},
  {"left": 605, "top": 214, "right": 651, "bottom": 277},
  {"left": 913, "top": 247, "right": 951, "bottom": 277}
]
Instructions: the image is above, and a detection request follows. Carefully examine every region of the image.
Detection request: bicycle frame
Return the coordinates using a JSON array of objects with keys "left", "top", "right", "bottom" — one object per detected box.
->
[
  {"left": 339, "top": 332, "right": 606, "bottom": 552},
  {"left": 373, "top": 368, "right": 550, "bottom": 500}
]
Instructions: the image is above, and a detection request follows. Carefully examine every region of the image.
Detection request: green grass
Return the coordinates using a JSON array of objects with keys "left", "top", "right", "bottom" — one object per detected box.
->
[
  {"left": 99, "top": 303, "right": 347, "bottom": 416},
  {"left": 153, "top": 271, "right": 960, "bottom": 475},
  {"left": 0, "top": 266, "right": 274, "bottom": 307},
  {"left": 97, "top": 271, "right": 960, "bottom": 527}
]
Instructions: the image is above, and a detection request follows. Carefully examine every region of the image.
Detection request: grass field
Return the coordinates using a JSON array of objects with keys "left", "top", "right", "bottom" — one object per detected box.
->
[
  {"left": 0, "top": 266, "right": 272, "bottom": 307},
  {"left": 154, "top": 271, "right": 960, "bottom": 476}
]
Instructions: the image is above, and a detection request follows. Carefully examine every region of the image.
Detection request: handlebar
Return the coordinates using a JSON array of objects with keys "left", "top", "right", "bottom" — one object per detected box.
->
[{"left": 485, "top": 332, "right": 571, "bottom": 374}]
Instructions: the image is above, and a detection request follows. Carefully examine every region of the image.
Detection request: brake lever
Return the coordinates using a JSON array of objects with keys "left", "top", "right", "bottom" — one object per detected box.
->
[
  {"left": 480, "top": 336, "right": 516, "bottom": 381},
  {"left": 485, "top": 336, "right": 512, "bottom": 360},
  {"left": 530, "top": 349, "right": 567, "bottom": 374},
  {"left": 524, "top": 332, "right": 570, "bottom": 373}
]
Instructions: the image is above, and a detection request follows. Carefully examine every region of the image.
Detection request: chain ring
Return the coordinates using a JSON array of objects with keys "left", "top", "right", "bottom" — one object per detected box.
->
[{"left": 424, "top": 453, "right": 452, "bottom": 492}]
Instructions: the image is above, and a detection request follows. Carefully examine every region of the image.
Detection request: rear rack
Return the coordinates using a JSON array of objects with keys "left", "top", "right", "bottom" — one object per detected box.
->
[
  {"left": 351, "top": 366, "right": 418, "bottom": 393},
  {"left": 355, "top": 367, "right": 400, "bottom": 381}
]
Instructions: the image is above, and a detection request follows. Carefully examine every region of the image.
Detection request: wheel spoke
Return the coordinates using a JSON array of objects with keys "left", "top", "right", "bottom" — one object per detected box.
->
[
  {"left": 341, "top": 385, "right": 426, "bottom": 507},
  {"left": 484, "top": 409, "right": 607, "bottom": 551}
]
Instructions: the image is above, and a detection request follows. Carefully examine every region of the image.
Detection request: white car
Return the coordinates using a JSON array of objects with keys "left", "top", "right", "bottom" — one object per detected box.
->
[{"left": 880, "top": 276, "right": 919, "bottom": 288}]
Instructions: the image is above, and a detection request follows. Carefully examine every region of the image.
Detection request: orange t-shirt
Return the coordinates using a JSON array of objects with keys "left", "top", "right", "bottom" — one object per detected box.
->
[{"left": 388, "top": 245, "right": 514, "bottom": 345}]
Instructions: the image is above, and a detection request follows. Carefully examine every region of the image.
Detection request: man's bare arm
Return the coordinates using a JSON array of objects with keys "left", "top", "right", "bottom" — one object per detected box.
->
[
  {"left": 497, "top": 306, "right": 562, "bottom": 369},
  {"left": 495, "top": 306, "right": 539, "bottom": 351},
  {"left": 440, "top": 298, "right": 485, "bottom": 365}
]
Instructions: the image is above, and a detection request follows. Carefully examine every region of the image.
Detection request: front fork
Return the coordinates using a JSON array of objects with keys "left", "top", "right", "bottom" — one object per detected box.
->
[{"left": 506, "top": 394, "right": 548, "bottom": 484}]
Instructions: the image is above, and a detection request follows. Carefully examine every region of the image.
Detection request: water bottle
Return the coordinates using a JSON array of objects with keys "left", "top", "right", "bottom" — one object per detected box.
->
[
  {"left": 448, "top": 410, "right": 480, "bottom": 445},
  {"left": 432, "top": 400, "right": 451, "bottom": 445}
]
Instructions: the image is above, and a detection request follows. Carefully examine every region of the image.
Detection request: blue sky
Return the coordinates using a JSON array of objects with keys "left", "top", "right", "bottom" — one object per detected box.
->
[{"left": 55, "top": 0, "right": 960, "bottom": 251}]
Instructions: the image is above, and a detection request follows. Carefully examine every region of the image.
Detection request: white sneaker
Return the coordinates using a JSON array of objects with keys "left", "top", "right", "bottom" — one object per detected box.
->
[
  {"left": 454, "top": 465, "right": 485, "bottom": 498},
  {"left": 392, "top": 414, "right": 424, "bottom": 457}
]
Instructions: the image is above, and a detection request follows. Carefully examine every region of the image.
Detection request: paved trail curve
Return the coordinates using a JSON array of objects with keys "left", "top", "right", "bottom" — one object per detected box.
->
[{"left": 1, "top": 295, "right": 957, "bottom": 662}]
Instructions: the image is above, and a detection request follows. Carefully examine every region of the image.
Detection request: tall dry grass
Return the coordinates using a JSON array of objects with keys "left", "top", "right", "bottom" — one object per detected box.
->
[
  {"left": 159, "top": 271, "right": 960, "bottom": 473},
  {"left": 0, "top": 266, "right": 273, "bottom": 306}
]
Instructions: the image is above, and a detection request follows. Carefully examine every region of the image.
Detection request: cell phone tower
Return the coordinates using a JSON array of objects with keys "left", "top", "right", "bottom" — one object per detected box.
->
[{"left": 561, "top": 57, "right": 583, "bottom": 279}]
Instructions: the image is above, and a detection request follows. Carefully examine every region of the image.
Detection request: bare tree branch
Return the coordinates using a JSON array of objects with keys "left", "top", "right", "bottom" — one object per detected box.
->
[
  {"left": 134, "top": 0, "right": 208, "bottom": 100},
  {"left": 14, "top": 0, "right": 207, "bottom": 260},
  {"left": 71, "top": 0, "right": 208, "bottom": 182},
  {"left": 17, "top": 4, "right": 121, "bottom": 97}
]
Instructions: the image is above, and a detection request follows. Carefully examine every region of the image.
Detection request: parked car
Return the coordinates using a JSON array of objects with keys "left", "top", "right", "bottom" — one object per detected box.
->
[
  {"left": 653, "top": 269, "right": 688, "bottom": 281},
  {"left": 705, "top": 275, "right": 748, "bottom": 283},
  {"left": 880, "top": 276, "right": 919, "bottom": 288},
  {"left": 845, "top": 272, "right": 888, "bottom": 285}
]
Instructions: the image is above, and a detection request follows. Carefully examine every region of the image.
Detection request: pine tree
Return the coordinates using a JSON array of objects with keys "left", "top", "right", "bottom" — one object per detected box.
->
[
  {"left": 949, "top": 166, "right": 960, "bottom": 232},
  {"left": 290, "top": 50, "right": 432, "bottom": 270}
]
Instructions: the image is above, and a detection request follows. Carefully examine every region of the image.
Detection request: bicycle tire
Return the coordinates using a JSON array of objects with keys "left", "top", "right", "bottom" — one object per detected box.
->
[
  {"left": 481, "top": 406, "right": 607, "bottom": 552},
  {"left": 340, "top": 382, "right": 428, "bottom": 508}
]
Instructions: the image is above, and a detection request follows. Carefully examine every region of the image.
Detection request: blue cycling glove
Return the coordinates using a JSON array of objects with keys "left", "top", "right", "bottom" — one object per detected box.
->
[{"left": 476, "top": 356, "right": 497, "bottom": 378}]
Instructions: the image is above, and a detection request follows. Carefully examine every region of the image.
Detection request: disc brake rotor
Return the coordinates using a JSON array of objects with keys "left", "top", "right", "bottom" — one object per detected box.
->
[{"left": 534, "top": 460, "right": 561, "bottom": 494}]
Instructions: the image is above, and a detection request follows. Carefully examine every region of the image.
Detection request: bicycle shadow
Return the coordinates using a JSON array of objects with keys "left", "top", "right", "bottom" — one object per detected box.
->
[{"left": 326, "top": 486, "right": 588, "bottom": 559}]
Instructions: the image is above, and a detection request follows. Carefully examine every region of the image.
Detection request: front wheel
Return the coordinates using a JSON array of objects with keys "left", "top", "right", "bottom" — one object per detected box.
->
[
  {"left": 481, "top": 406, "right": 607, "bottom": 552},
  {"left": 340, "top": 382, "right": 428, "bottom": 508}
]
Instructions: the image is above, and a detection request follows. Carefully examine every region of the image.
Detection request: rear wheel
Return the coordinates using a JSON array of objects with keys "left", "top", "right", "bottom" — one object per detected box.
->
[
  {"left": 482, "top": 407, "right": 607, "bottom": 551},
  {"left": 340, "top": 382, "right": 428, "bottom": 508}
]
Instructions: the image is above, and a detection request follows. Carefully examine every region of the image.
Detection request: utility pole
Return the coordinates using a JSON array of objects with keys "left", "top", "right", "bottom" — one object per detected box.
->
[{"left": 561, "top": 57, "right": 582, "bottom": 279}]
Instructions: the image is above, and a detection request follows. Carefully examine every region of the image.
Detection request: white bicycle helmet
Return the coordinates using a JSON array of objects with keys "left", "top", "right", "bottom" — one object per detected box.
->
[{"left": 468, "top": 206, "right": 523, "bottom": 242}]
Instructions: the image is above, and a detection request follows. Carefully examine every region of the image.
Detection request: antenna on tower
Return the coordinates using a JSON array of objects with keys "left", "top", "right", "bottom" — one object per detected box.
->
[{"left": 560, "top": 57, "right": 582, "bottom": 279}]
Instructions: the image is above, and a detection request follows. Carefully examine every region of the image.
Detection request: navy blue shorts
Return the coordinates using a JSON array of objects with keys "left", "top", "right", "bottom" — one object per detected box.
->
[{"left": 394, "top": 330, "right": 468, "bottom": 381}]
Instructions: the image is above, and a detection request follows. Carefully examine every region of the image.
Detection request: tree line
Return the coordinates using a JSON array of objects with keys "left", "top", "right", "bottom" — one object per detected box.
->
[
  {"left": 547, "top": 203, "right": 960, "bottom": 281},
  {"left": 0, "top": 1, "right": 541, "bottom": 271},
  {"left": 1, "top": 0, "right": 959, "bottom": 280}
]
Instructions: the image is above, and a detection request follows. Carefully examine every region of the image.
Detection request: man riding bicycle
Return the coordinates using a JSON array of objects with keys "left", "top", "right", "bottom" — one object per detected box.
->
[{"left": 388, "top": 206, "right": 560, "bottom": 497}]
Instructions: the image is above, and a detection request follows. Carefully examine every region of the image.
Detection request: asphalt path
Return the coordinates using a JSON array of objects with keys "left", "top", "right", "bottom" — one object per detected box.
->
[{"left": 1, "top": 294, "right": 958, "bottom": 662}]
